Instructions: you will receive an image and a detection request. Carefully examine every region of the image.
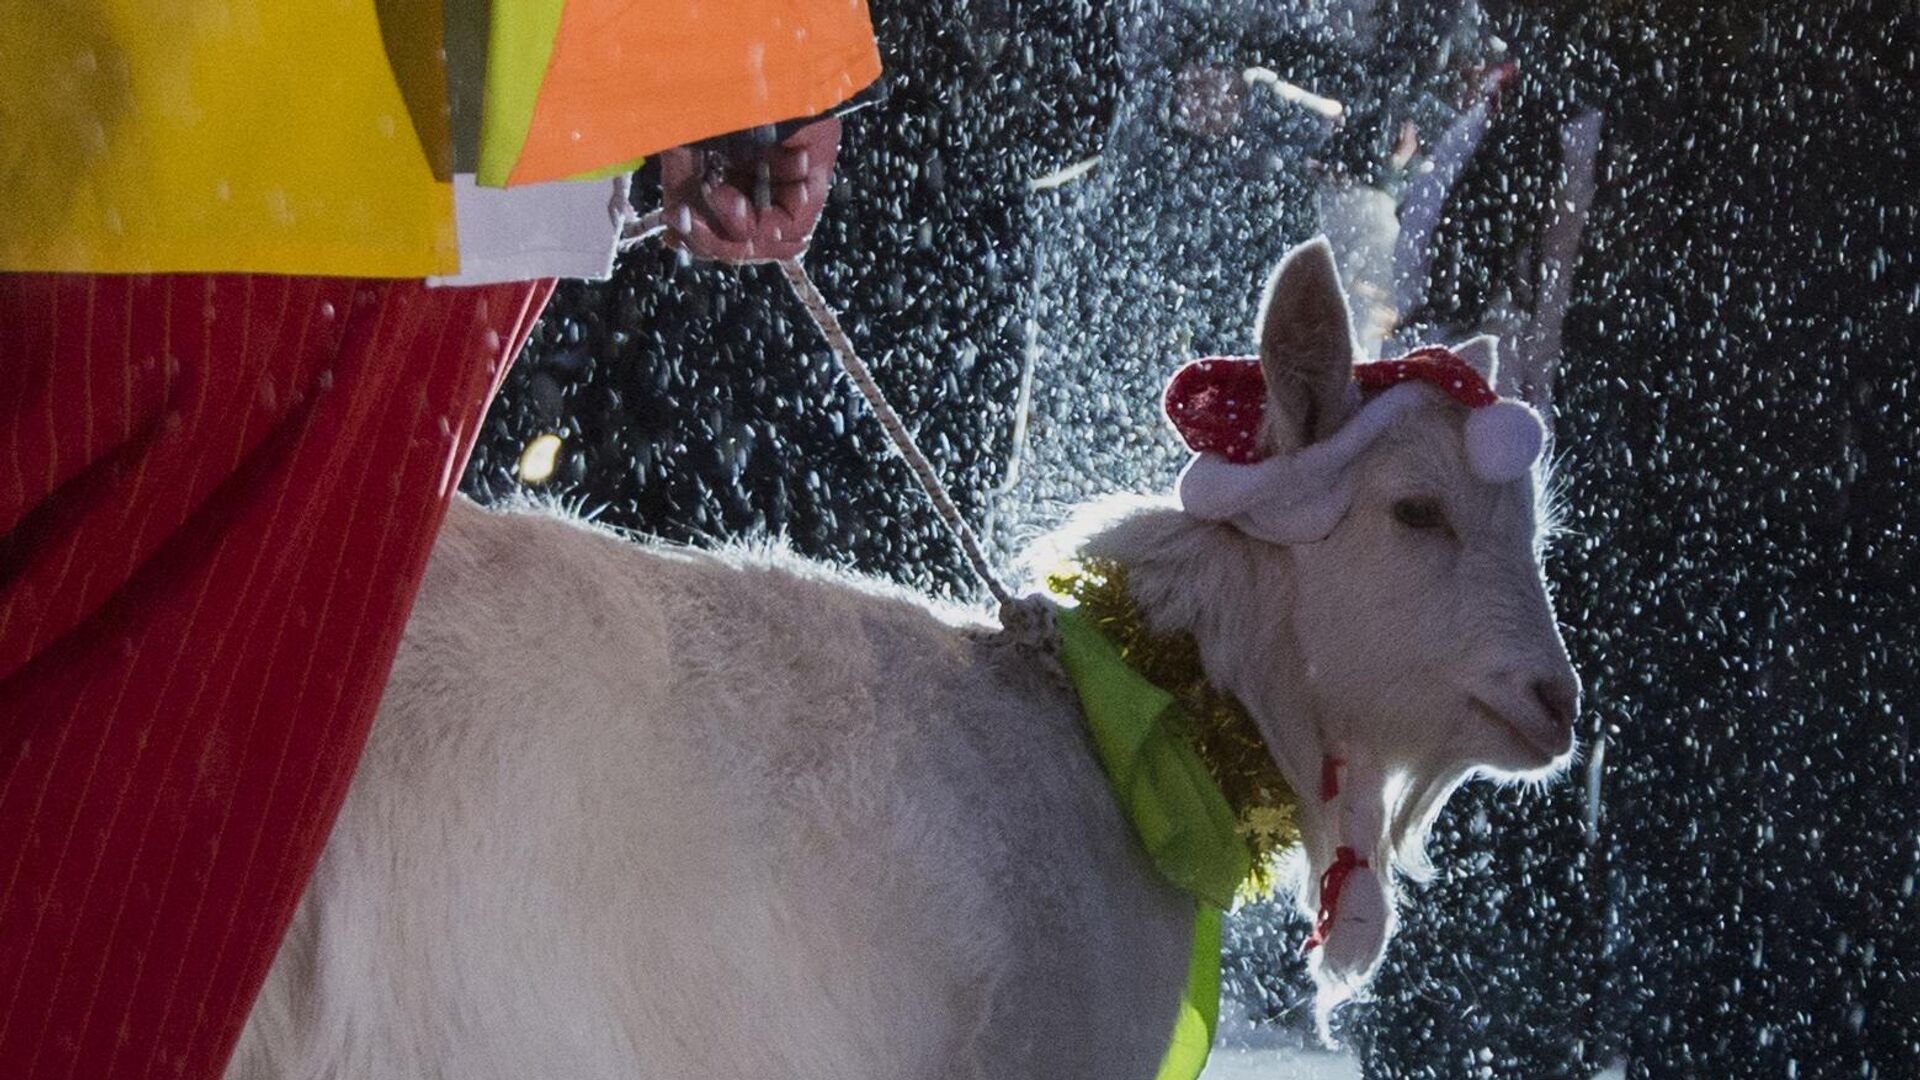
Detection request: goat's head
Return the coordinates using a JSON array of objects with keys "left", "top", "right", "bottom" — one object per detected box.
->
[
  {"left": 1255, "top": 245, "right": 1577, "bottom": 779},
  {"left": 1163, "top": 237, "right": 1581, "bottom": 1024}
]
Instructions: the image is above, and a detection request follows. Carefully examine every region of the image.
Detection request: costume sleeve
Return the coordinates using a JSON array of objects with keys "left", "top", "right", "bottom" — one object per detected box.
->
[
  {"left": 474, "top": 0, "right": 883, "bottom": 186},
  {"left": 0, "top": 1, "right": 880, "bottom": 274}
]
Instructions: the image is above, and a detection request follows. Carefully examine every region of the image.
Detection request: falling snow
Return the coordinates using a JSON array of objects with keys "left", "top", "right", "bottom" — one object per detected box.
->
[{"left": 464, "top": 2, "right": 1917, "bottom": 1076}]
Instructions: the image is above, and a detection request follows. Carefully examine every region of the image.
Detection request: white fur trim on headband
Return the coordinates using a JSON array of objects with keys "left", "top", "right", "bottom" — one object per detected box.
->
[
  {"left": 1177, "top": 380, "right": 1545, "bottom": 544},
  {"left": 1177, "top": 381, "right": 1430, "bottom": 544},
  {"left": 1463, "top": 399, "right": 1545, "bottom": 483}
]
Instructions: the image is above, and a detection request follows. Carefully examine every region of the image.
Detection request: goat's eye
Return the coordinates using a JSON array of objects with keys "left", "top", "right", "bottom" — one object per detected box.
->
[{"left": 1392, "top": 497, "right": 1449, "bottom": 531}]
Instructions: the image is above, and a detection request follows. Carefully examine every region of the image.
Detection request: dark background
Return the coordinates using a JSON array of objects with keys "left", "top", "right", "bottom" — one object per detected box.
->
[{"left": 463, "top": 1, "right": 1918, "bottom": 1075}]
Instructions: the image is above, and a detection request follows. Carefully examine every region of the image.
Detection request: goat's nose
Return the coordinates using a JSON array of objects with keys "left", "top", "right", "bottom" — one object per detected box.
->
[{"left": 1532, "top": 674, "right": 1581, "bottom": 732}]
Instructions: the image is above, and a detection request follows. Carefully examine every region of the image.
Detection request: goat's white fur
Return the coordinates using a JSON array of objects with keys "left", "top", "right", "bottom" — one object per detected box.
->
[{"left": 230, "top": 239, "right": 1579, "bottom": 1078}]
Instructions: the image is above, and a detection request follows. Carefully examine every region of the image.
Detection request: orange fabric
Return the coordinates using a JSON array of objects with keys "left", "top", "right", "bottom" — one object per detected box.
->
[{"left": 508, "top": 0, "right": 881, "bottom": 185}]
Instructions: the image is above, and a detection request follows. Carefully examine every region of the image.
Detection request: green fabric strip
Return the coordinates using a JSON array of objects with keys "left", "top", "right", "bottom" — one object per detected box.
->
[
  {"left": 1053, "top": 604, "right": 1245, "bottom": 1080},
  {"left": 1156, "top": 906, "right": 1223, "bottom": 1080},
  {"left": 476, "top": 0, "right": 567, "bottom": 187},
  {"left": 1053, "top": 606, "right": 1251, "bottom": 910}
]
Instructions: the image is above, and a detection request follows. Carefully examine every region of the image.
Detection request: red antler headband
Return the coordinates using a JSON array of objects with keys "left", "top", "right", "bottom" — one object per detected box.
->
[{"left": 1165, "top": 343, "right": 1545, "bottom": 544}]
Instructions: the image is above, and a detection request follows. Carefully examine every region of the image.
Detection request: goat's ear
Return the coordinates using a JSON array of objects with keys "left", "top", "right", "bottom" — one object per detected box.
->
[
  {"left": 1454, "top": 334, "right": 1500, "bottom": 384},
  {"left": 1257, "top": 237, "right": 1361, "bottom": 454},
  {"left": 1496, "top": 338, "right": 1556, "bottom": 419},
  {"left": 1499, "top": 108, "right": 1603, "bottom": 443}
]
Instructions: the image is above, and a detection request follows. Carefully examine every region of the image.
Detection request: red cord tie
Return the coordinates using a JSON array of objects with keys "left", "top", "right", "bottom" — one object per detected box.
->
[
  {"left": 1301, "top": 846, "right": 1371, "bottom": 953},
  {"left": 1319, "top": 755, "right": 1344, "bottom": 802}
]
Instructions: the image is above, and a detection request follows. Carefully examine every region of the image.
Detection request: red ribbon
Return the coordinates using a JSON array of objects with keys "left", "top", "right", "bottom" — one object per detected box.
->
[
  {"left": 1301, "top": 846, "right": 1371, "bottom": 953},
  {"left": 1319, "top": 755, "right": 1344, "bottom": 802},
  {"left": 1352, "top": 345, "right": 1498, "bottom": 408}
]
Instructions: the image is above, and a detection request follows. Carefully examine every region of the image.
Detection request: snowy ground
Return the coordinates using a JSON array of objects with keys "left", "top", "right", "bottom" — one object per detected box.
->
[
  {"left": 1201, "top": 1046, "right": 1361, "bottom": 1080},
  {"left": 1200, "top": 1011, "right": 1361, "bottom": 1080},
  {"left": 1198, "top": 1015, "right": 1628, "bottom": 1080}
]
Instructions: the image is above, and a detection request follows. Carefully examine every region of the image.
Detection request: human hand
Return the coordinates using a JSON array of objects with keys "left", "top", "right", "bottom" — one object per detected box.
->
[{"left": 658, "top": 117, "right": 842, "bottom": 263}]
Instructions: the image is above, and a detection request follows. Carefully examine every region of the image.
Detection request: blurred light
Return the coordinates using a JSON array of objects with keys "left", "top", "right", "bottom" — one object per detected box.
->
[
  {"left": 518, "top": 433, "right": 563, "bottom": 484},
  {"left": 1029, "top": 156, "right": 1102, "bottom": 191},
  {"left": 1242, "top": 67, "right": 1345, "bottom": 122}
]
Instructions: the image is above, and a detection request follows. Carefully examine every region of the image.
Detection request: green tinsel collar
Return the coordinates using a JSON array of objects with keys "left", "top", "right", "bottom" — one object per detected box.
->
[{"left": 1048, "top": 558, "right": 1300, "bottom": 901}]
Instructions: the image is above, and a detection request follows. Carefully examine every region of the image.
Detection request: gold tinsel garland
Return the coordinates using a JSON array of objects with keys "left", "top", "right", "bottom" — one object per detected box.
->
[{"left": 1047, "top": 558, "right": 1300, "bottom": 899}]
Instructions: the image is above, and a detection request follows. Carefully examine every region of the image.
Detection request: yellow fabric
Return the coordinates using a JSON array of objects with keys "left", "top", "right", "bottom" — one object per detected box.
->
[
  {"left": 0, "top": 0, "right": 457, "bottom": 276},
  {"left": 376, "top": 0, "right": 455, "bottom": 180}
]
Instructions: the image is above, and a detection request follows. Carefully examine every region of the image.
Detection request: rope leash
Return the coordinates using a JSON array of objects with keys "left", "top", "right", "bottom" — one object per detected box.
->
[
  {"left": 772, "top": 257, "right": 1014, "bottom": 608},
  {"left": 622, "top": 210, "right": 1042, "bottom": 630}
]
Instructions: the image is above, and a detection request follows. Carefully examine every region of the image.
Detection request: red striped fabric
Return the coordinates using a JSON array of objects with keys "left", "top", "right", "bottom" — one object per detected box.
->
[{"left": 0, "top": 273, "right": 554, "bottom": 1078}]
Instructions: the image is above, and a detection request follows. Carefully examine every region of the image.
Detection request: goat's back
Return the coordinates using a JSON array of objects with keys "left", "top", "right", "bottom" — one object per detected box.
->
[{"left": 230, "top": 497, "right": 1192, "bottom": 1080}]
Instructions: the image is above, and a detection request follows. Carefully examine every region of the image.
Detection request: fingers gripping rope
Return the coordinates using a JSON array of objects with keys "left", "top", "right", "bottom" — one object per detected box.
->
[{"left": 618, "top": 209, "right": 668, "bottom": 250}]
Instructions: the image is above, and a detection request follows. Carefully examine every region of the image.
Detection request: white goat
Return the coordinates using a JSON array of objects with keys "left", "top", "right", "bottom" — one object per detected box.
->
[{"left": 229, "top": 239, "right": 1580, "bottom": 1079}]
